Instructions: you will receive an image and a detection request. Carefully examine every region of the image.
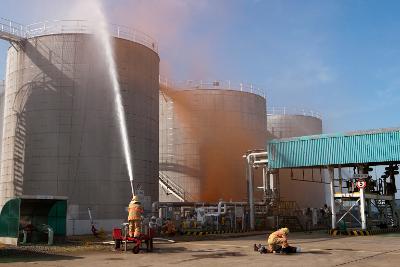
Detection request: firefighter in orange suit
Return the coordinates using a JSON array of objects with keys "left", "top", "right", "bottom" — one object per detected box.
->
[
  {"left": 268, "top": 227, "right": 290, "bottom": 252},
  {"left": 128, "top": 195, "right": 143, "bottom": 238}
]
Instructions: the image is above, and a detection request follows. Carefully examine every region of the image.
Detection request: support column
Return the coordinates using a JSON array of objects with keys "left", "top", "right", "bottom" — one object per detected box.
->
[
  {"left": 246, "top": 156, "right": 255, "bottom": 231},
  {"left": 262, "top": 167, "right": 267, "bottom": 198},
  {"left": 338, "top": 166, "right": 343, "bottom": 193},
  {"left": 270, "top": 171, "right": 277, "bottom": 199},
  {"left": 360, "top": 187, "right": 367, "bottom": 230},
  {"left": 270, "top": 173, "right": 274, "bottom": 193},
  {"left": 329, "top": 166, "right": 336, "bottom": 229}
]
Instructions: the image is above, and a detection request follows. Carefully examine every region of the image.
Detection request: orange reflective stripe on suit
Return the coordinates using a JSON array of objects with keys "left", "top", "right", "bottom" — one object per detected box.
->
[{"left": 128, "top": 203, "right": 143, "bottom": 220}]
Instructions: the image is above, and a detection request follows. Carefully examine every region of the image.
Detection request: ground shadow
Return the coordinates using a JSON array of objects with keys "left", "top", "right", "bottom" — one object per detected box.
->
[
  {"left": 323, "top": 248, "right": 357, "bottom": 252},
  {"left": 174, "top": 251, "right": 246, "bottom": 264},
  {"left": 262, "top": 250, "right": 332, "bottom": 256},
  {"left": 103, "top": 257, "right": 125, "bottom": 261},
  {"left": 151, "top": 246, "right": 189, "bottom": 254},
  {"left": 300, "top": 251, "right": 332, "bottom": 255},
  {"left": 112, "top": 245, "right": 190, "bottom": 254},
  {"left": 0, "top": 248, "right": 83, "bottom": 263}
]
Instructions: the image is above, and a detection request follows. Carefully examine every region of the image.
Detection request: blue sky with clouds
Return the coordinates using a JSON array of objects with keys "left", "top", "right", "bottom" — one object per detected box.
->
[{"left": 1, "top": 0, "right": 399, "bottom": 133}]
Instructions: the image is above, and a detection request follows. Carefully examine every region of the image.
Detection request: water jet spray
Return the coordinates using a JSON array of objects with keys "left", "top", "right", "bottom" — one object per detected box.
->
[{"left": 91, "top": 0, "right": 135, "bottom": 196}]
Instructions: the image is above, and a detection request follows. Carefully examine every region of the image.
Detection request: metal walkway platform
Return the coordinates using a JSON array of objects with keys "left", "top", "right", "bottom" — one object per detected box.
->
[
  {"left": 0, "top": 18, "right": 25, "bottom": 42},
  {"left": 334, "top": 192, "right": 394, "bottom": 201}
]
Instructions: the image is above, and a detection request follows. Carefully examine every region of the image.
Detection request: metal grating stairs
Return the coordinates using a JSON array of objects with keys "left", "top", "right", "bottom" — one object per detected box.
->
[{"left": 159, "top": 171, "right": 193, "bottom": 202}]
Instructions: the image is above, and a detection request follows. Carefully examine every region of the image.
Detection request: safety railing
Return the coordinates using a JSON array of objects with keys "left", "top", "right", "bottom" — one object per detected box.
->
[
  {"left": 110, "top": 23, "right": 158, "bottom": 52},
  {"left": 26, "top": 20, "right": 89, "bottom": 36},
  {"left": 1, "top": 18, "right": 158, "bottom": 53},
  {"left": 159, "top": 171, "right": 195, "bottom": 202},
  {"left": 159, "top": 171, "right": 185, "bottom": 201},
  {"left": 0, "top": 18, "right": 26, "bottom": 41},
  {"left": 159, "top": 76, "right": 266, "bottom": 98},
  {"left": 26, "top": 20, "right": 158, "bottom": 53},
  {"left": 267, "top": 107, "right": 322, "bottom": 119}
]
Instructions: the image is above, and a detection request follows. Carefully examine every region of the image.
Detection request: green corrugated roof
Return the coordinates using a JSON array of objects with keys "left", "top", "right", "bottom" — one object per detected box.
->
[{"left": 268, "top": 127, "right": 400, "bottom": 169}]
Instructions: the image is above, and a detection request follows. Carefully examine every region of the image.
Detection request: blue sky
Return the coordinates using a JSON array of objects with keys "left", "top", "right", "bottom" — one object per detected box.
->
[{"left": 1, "top": 0, "right": 399, "bottom": 133}]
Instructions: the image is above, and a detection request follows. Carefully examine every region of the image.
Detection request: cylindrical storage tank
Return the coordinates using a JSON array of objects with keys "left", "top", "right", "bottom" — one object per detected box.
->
[
  {"left": 160, "top": 81, "right": 266, "bottom": 202},
  {"left": 0, "top": 21, "right": 159, "bottom": 234},
  {"left": 0, "top": 80, "right": 4, "bottom": 160},
  {"left": 267, "top": 108, "right": 324, "bottom": 208}
]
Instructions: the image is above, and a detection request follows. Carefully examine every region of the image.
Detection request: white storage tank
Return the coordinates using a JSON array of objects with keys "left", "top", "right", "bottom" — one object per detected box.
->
[
  {"left": 267, "top": 107, "right": 325, "bottom": 208},
  {"left": 160, "top": 81, "right": 267, "bottom": 202},
  {"left": 0, "top": 21, "right": 159, "bottom": 234}
]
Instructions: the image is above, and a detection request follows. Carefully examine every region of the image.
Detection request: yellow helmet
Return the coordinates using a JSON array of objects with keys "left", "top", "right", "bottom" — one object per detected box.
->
[
  {"left": 131, "top": 195, "right": 140, "bottom": 203},
  {"left": 281, "top": 227, "right": 289, "bottom": 234}
]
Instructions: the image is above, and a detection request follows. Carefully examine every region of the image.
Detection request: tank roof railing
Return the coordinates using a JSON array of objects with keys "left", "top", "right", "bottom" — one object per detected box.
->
[
  {"left": 0, "top": 18, "right": 158, "bottom": 53},
  {"left": 26, "top": 20, "right": 158, "bottom": 53},
  {"left": 26, "top": 20, "right": 89, "bottom": 36},
  {"left": 267, "top": 107, "right": 322, "bottom": 119},
  {"left": 159, "top": 77, "right": 266, "bottom": 98}
]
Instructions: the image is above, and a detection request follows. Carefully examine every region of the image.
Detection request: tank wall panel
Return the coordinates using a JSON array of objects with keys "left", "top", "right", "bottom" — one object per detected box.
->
[
  {"left": 160, "top": 89, "right": 266, "bottom": 202},
  {"left": 267, "top": 114, "right": 325, "bottom": 208},
  {"left": 0, "top": 34, "right": 159, "bottom": 220},
  {"left": 267, "top": 114, "right": 322, "bottom": 139},
  {"left": 0, "top": 81, "right": 4, "bottom": 162}
]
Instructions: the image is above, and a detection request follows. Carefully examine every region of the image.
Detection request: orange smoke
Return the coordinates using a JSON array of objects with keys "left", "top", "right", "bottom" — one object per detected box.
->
[
  {"left": 108, "top": 0, "right": 233, "bottom": 79},
  {"left": 161, "top": 85, "right": 266, "bottom": 202}
]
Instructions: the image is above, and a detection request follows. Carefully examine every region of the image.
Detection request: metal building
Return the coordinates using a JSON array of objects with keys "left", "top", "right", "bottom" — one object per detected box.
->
[
  {"left": 267, "top": 108, "right": 325, "bottom": 208},
  {"left": 159, "top": 81, "right": 266, "bottom": 202},
  {"left": 268, "top": 128, "right": 400, "bottom": 169},
  {"left": 267, "top": 128, "right": 400, "bottom": 230},
  {"left": 0, "top": 21, "right": 159, "bottom": 235}
]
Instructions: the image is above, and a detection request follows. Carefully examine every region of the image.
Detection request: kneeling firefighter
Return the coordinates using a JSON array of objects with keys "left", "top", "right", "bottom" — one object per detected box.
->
[
  {"left": 268, "top": 227, "right": 290, "bottom": 252},
  {"left": 254, "top": 227, "right": 301, "bottom": 254},
  {"left": 128, "top": 195, "right": 144, "bottom": 238}
]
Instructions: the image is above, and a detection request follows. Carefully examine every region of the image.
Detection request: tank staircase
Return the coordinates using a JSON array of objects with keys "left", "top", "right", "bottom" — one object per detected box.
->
[
  {"left": 13, "top": 113, "right": 26, "bottom": 195},
  {"left": 159, "top": 171, "right": 193, "bottom": 202},
  {"left": 375, "top": 199, "right": 396, "bottom": 226},
  {"left": 0, "top": 18, "right": 26, "bottom": 44}
]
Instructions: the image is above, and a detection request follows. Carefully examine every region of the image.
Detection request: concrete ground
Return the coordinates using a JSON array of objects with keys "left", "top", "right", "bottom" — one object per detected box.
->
[{"left": 2, "top": 232, "right": 400, "bottom": 266}]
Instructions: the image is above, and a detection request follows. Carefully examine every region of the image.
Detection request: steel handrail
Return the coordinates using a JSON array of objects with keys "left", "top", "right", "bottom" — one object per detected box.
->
[
  {"left": 1, "top": 18, "right": 158, "bottom": 53},
  {"left": 159, "top": 171, "right": 195, "bottom": 201},
  {"left": 267, "top": 107, "right": 322, "bottom": 119},
  {"left": 159, "top": 77, "right": 266, "bottom": 98},
  {"left": 26, "top": 20, "right": 158, "bottom": 53},
  {"left": 159, "top": 171, "right": 185, "bottom": 196},
  {"left": 0, "top": 18, "right": 26, "bottom": 40}
]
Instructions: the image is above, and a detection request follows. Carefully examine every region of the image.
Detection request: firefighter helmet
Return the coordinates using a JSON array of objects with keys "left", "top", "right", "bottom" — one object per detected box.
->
[{"left": 132, "top": 195, "right": 140, "bottom": 203}]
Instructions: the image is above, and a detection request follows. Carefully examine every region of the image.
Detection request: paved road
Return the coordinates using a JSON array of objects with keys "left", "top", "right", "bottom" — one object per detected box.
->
[{"left": 2, "top": 232, "right": 400, "bottom": 266}]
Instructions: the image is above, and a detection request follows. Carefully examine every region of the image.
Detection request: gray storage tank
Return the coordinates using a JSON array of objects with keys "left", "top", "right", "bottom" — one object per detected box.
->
[
  {"left": 0, "top": 21, "right": 159, "bottom": 234},
  {"left": 0, "top": 80, "right": 4, "bottom": 161},
  {"left": 160, "top": 81, "right": 266, "bottom": 202},
  {"left": 267, "top": 108, "right": 325, "bottom": 208}
]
